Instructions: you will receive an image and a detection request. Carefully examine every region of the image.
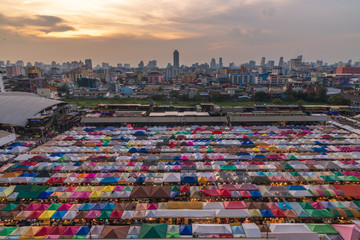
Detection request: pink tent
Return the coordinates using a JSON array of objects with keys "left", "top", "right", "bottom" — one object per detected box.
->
[
  {"left": 332, "top": 224, "right": 360, "bottom": 240},
  {"left": 58, "top": 203, "right": 73, "bottom": 211}
]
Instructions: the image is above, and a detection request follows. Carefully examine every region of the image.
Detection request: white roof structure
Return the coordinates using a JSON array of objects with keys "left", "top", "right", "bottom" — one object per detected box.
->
[{"left": 0, "top": 92, "right": 63, "bottom": 127}]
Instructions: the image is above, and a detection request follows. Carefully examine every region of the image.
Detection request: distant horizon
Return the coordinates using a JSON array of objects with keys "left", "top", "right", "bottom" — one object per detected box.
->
[
  {"left": 1, "top": 54, "right": 356, "bottom": 69},
  {"left": 1, "top": 0, "right": 360, "bottom": 67}
]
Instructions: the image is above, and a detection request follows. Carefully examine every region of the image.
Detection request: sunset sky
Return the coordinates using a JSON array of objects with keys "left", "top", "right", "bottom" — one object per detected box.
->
[{"left": 0, "top": 0, "right": 359, "bottom": 67}]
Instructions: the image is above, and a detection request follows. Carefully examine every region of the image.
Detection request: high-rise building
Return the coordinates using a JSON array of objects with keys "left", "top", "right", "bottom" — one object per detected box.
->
[
  {"left": 279, "top": 57, "right": 284, "bottom": 67},
  {"left": 102, "top": 62, "right": 109, "bottom": 69},
  {"left": 260, "top": 57, "right": 266, "bottom": 67},
  {"left": 85, "top": 59, "right": 92, "bottom": 69},
  {"left": 124, "top": 64, "right": 131, "bottom": 68},
  {"left": 210, "top": 58, "right": 217, "bottom": 69},
  {"left": 138, "top": 61, "right": 144, "bottom": 68},
  {"left": 173, "top": 50, "right": 179, "bottom": 68},
  {"left": 219, "top": 57, "right": 223, "bottom": 68},
  {"left": 147, "top": 60, "right": 157, "bottom": 68},
  {"left": 268, "top": 60, "right": 275, "bottom": 68},
  {"left": 15, "top": 60, "right": 24, "bottom": 67}
]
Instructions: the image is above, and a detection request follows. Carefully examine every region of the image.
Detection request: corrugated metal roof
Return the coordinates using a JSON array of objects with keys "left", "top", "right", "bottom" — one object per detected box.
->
[{"left": 0, "top": 94, "right": 63, "bottom": 127}]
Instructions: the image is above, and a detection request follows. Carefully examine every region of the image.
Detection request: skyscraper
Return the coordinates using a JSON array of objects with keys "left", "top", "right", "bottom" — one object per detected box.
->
[
  {"left": 260, "top": 57, "right": 266, "bottom": 67},
  {"left": 219, "top": 57, "right": 223, "bottom": 68},
  {"left": 85, "top": 59, "right": 92, "bottom": 69},
  {"left": 210, "top": 58, "right": 217, "bottom": 69},
  {"left": 279, "top": 57, "right": 284, "bottom": 67},
  {"left": 173, "top": 50, "right": 179, "bottom": 68}
]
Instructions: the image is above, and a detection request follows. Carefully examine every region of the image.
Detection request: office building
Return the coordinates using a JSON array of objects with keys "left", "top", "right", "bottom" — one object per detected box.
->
[
  {"left": 210, "top": 58, "right": 217, "bottom": 69},
  {"left": 279, "top": 57, "right": 284, "bottom": 67},
  {"left": 85, "top": 59, "right": 92, "bottom": 69},
  {"left": 219, "top": 57, "right": 223, "bottom": 68},
  {"left": 173, "top": 50, "right": 179, "bottom": 68},
  {"left": 260, "top": 57, "right": 266, "bottom": 67}
]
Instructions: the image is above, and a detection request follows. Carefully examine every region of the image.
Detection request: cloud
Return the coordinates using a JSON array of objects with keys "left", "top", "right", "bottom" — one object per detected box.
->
[{"left": 0, "top": 13, "right": 75, "bottom": 35}]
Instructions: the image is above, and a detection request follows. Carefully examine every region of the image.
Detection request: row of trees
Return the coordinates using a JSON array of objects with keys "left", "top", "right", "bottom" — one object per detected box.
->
[{"left": 254, "top": 87, "right": 351, "bottom": 105}]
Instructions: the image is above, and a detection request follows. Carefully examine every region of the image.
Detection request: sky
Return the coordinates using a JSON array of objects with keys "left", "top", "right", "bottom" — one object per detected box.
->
[{"left": 0, "top": 0, "right": 360, "bottom": 67}]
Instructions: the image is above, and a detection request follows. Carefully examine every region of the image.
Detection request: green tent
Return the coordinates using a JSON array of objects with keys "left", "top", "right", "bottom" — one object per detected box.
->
[
  {"left": 306, "top": 224, "right": 339, "bottom": 234},
  {"left": 299, "top": 202, "right": 314, "bottom": 209},
  {"left": 353, "top": 201, "right": 360, "bottom": 208},
  {"left": 305, "top": 209, "right": 333, "bottom": 218},
  {"left": 346, "top": 176, "right": 360, "bottom": 182},
  {"left": 166, "top": 232, "right": 180, "bottom": 238},
  {"left": 140, "top": 224, "right": 168, "bottom": 239},
  {"left": 2, "top": 203, "right": 18, "bottom": 211},
  {"left": 283, "top": 164, "right": 294, "bottom": 170},
  {"left": 47, "top": 203, "right": 61, "bottom": 211},
  {"left": 332, "top": 171, "right": 344, "bottom": 176},
  {"left": 73, "top": 235, "right": 87, "bottom": 239},
  {"left": 290, "top": 172, "right": 301, "bottom": 177},
  {"left": 171, "top": 186, "right": 180, "bottom": 191},
  {"left": 0, "top": 227, "right": 17, "bottom": 236},
  {"left": 98, "top": 211, "right": 112, "bottom": 220},
  {"left": 220, "top": 165, "right": 236, "bottom": 171}
]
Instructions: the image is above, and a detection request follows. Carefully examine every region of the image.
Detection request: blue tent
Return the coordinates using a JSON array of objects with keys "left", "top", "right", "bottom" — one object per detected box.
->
[
  {"left": 50, "top": 211, "right": 67, "bottom": 219},
  {"left": 249, "top": 190, "right": 262, "bottom": 198},
  {"left": 127, "top": 235, "right": 139, "bottom": 238},
  {"left": 100, "top": 177, "right": 119, "bottom": 183},
  {"left": 91, "top": 203, "right": 106, "bottom": 211},
  {"left": 285, "top": 185, "right": 306, "bottom": 191},
  {"left": 129, "top": 148, "right": 138, "bottom": 153},
  {"left": 181, "top": 176, "right": 198, "bottom": 183},
  {"left": 38, "top": 192, "right": 53, "bottom": 199},
  {"left": 134, "top": 131, "right": 146, "bottom": 135},
  {"left": 18, "top": 172, "right": 38, "bottom": 177},
  {"left": 76, "top": 226, "right": 90, "bottom": 235},
  {"left": 139, "top": 148, "right": 148, "bottom": 153},
  {"left": 277, "top": 202, "right": 292, "bottom": 210},
  {"left": 179, "top": 225, "right": 192, "bottom": 235},
  {"left": 260, "top": 209, "right": 274, "bottom": 218},
  {"left": 79, "top": 203, "right": 94, "bottom": 211},
  {"left": 136, "top": 176, "right": 146, "bottom": 183},
  {"left": 102, "top": 203, "right": 115, "bottom": 211}
]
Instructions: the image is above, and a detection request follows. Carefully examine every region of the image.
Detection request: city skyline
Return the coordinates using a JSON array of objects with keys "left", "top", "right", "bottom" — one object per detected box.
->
[{"left": 0, "top": 0, "right": 360, "bottom": 66}]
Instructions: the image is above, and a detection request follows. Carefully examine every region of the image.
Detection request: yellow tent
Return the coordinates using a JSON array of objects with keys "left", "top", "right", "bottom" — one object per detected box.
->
[
  {"left": 89, "top": 191, "right": 102, "bottom": 199},
  {"left": 38, "top": 211, "right": 56, "bottom": 220},
  {"left": 0, "top": 186, "right": 15, "bottom": 198}
]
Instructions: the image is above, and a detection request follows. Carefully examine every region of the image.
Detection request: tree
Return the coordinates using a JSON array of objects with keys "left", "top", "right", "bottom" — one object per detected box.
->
[
  {"left": 272, "top": 98, "right": 283, "bottom": 105},
  {"left": 296, "top": 100, "right": 305, "bottom": 106},
  {"left": 57, "top": 84, "right": 70, "bottom": 97},
  {"left": 254, "top": 91, "right": 271, "bottom": 102},
  {"left": 318, "top": 87, "right": 328, "bottom": 102},
  {"left": 328, "top": 95, "right": 351, "bottom": 105}
]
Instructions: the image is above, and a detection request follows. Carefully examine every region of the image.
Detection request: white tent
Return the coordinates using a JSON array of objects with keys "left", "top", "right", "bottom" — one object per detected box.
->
[
  {"left": 192, "top": 224, "right": 232, "bottom": 235},
  {"left": 242, "top": 223, "right": 261, "bottom": 238},
  {"left": 156, "top": 209, "right": 215, "bottom": 218},
  {"left": 215, "top": 209, "right": 251, "bottom": 218},
  {"left": 269, "top": 223, "right": 311, "bottom": 233}
]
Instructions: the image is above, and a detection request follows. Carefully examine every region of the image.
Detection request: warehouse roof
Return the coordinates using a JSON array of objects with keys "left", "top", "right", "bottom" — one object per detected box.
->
[{"left": 0, "top": 92, "right": 63, "bottom": 127}]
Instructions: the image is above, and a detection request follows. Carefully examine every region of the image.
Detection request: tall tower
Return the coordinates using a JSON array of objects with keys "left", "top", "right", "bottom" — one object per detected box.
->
[
  {"left": 85, "top": 59, "right": 92, "bottom": 69},
  {"left": 260, "top": 57, "right": 266, "bottom": 67},
  {"left": 279, "top": 57, "right": 284, "bottom": 67},
  {"left": 173, "top": 50, "right": 179, "bottom": 68},
  {"left": 219, "top": 57, "right": 223, "bottom": 68}
]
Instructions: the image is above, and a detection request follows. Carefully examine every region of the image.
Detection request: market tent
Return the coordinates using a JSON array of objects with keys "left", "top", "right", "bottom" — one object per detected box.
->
[
  {"left": 242, "top": 223, "right": 261, "bottom": 238},
  {"left": 332, "top": 224, "right": 360, "bottom": 240},
  {"left": 192, "top": 224, "right": 232, "bottom": 235},
  {"left": 87, "top": 225, "right": 104, "bottom": 239},
  {"left": 139, "top": 224, "right": 167, "bottom": 239},
  {"left": 268, "top": 232, "right": 320, "bottom": 240},
  {"left": 179, "top": 225, "right": 192, "bottom": 235},
  {"left": 306, "top": 224, "right": 339, "bottom": 235},
  {"left": 269, "top": 223, "right": 311, "bottom": 233},
  {"left": 101, "top": 226, "right": 130, "bottom": 239}
]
